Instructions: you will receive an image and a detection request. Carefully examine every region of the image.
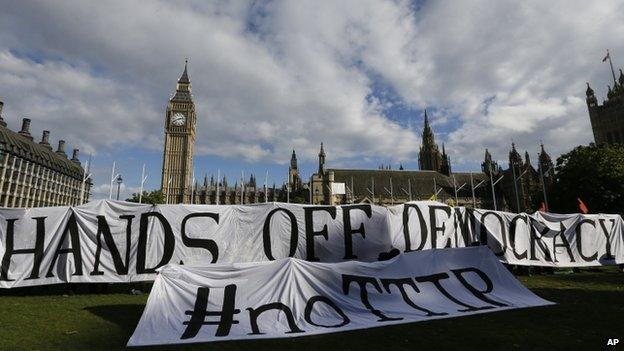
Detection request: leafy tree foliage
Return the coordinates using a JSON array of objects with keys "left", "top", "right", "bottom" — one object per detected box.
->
[
  {"left": 126, "top": 190, "right": 164, "bottom": 205},
  {"left": 550, "top": 143, "right": 624, "bottom": 214}
]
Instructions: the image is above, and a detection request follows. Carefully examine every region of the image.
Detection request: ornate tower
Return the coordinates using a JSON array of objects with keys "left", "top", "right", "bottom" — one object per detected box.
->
[
  {"left": 538, "top": 143, "right": 555, "bottom": 182},
  {"left": 418, "top": 110, "right": 443, "bottom": 172},
  {"left": 161, "top": 60, "right": 197, "bottom": 204},
  {"left": 318, "top": 142, "right": 326, "bottom": 174},
  {"left": 289, "top": 149, "right": 301, "bottom": 191},
  {"left": 440, "top": 143, "right": 452, "bottom": 176}
]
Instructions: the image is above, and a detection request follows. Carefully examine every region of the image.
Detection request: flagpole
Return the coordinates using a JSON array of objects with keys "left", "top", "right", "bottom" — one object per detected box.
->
[
  {"left": 606, "top": 49, "right": 617, "bottom": 85},
  {"left": 265, "top": 170, "right": 268, "bottom": 203},
  {"left": 408, "top": 178, "right": 412, "bottom": 201}
]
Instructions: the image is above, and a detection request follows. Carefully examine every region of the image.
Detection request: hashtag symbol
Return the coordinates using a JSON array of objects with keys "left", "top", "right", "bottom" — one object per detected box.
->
[{"left": 181, "top": 284, "right": 240, "bottom": 339}]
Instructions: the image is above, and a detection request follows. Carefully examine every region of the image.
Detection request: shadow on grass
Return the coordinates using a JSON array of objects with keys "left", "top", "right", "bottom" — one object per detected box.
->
[
  {"left": 84, "top": 304, "right": 145, "bottom": 336},
  {"left": 83, "top": 287, "right": 623, "bottom": 351}
]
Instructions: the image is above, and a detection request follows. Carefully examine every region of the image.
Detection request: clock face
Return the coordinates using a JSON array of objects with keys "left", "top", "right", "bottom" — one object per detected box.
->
[{"left": 171, "top": 112, "right": 186, "bottom": 126}]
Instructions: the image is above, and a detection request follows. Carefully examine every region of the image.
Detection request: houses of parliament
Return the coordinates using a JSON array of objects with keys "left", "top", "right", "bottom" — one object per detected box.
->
[{"left": 160, "top": 59, "right": 622, "bottom": 212}]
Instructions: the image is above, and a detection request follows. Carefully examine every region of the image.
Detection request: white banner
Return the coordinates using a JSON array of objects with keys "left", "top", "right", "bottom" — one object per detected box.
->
[
  {"left": 127, "top": 246, "right": 553, "bottom": 346},
  {"left": 0, "top": 200, "right": 622, "bottom": 288},
  {"left": 331, "top": 182, "right": 346, "bottom": 194}
]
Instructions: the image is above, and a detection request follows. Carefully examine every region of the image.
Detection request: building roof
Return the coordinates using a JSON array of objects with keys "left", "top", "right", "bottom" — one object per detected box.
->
[
  {"left": 0, "top": 124, "right": 84, "bottom": 179},
  {"left": 327, "top": 168, "right": 489, "bottom": 199}
]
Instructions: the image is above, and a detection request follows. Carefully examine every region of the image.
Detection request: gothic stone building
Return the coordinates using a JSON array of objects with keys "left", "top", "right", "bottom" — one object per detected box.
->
[
  {"left": 311, "top": 110, "right": 554, "bottom": 212},
  {"left": 0, "top": 101, "right": 91, "bottom": 208},
  {"left": 586, "top": 68, "right": 624, "bottom": 144},
  {"left": 311, "top": 113, "right": 498, "bottom": 208}
]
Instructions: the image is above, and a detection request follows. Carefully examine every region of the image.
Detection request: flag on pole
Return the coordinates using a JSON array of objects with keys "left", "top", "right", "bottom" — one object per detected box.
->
[
  {"left": 602, "top": 50, "right": 610, "bottom": 62},
  {"left": 537, "top": 202, "right": 546, "bottom": 213},
  {"left": 577, "top": 198, "right": 589, "bottom": 214}
]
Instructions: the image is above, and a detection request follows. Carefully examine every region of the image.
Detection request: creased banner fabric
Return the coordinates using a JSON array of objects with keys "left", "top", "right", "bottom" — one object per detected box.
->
[
  {"left": 127, "top": 246, "right": 553, "bottom": 346},
  {"left": 0, "top": 200, "right": 622, "bottom": 288}
]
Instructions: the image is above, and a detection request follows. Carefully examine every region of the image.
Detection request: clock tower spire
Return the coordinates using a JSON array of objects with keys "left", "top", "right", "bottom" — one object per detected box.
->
[{"left": 161, "top": 60, "right": 197, "bottom": 204}]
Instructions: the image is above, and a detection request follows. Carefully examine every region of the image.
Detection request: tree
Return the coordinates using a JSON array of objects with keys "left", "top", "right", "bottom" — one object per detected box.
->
[
  {"left": 126, "top": 190, "right": 164, "bottom": 205},
  {"left": 549, "top": 143, "right": 624, "bottom": 214}
]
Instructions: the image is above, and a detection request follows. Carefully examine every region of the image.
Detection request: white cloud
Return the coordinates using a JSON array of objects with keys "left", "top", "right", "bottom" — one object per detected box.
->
[{"left": 0, "top": 0, "right": 622, "bottom": 171}]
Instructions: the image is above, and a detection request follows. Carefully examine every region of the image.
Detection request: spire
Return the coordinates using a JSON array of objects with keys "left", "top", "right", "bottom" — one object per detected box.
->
[
  {"left": 482, "top": 148, "right": 498, "bottom": 175},
  {"left": 539, "top": 142, "right": 553, "bottom": 168},
  {"left": 509, "top": 142, "right": 522, "bottom": 168},
  {"left": 290, "top": 149, "right": 298, "bottom": 169},
  {"left": 524, "top": 150, "right": 531, "bottom": 166},
  {"left": 586, "top": 82, "right": 598, "bottom": 106},
  {"left": 318, "top": 142, "right": 326, "bottom": 175},
  {"left": 619, "top": 69, "right": 624, "bottom": 86},
  {"left": 171, "top": 59, "right": 192, "bottom": 102},
  {"left": 422, "top": 109, "right": 433, "bottom": 139},
  {"left": 178, "top": 59, "right": 190, "bottom": 84},
  {"left": 586, "top": 82, "right": 594, "bottom": 96}
]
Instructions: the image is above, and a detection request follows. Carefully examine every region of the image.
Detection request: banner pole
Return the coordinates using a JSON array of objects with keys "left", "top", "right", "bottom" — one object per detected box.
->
[
  {"left": 371, "top": 177, "right": 375, "bottom": 204},
  {"left": 511, "top": 161, "right": 520, "bottom": 213},
  {"left": 390, "top": 177, "right": 393, "bottom": 205},
  {"left": 538, "top": 156, "right": 550, "bottom": 212},
  {"left": 470, "top": 172, "right": 475, "bottom": 208},
  {"left": 190, "top": 169, "right": 195, "bottom": 205},
  {"left": 453, "top": 175, "right": 458, "bottom": 205},
  {"left": 109, "top": 161, "right": 116, "bottom": 199},
  {"left": 265, "top": 170, "right": 268, "bottom": 203},
  {"left": 139, "top": 164, "right": 146, "bottom": 204},
  {"left": 489, "top": 162, "right": 497, "bottom": 211},
  {"left": 351, "top": 176, "right": 354, "bottom": 204}
]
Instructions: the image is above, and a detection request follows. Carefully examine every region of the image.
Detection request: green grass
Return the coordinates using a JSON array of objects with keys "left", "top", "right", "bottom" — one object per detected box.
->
[{"left": 0, "top": 268, "right": 622, "bottom": 351}]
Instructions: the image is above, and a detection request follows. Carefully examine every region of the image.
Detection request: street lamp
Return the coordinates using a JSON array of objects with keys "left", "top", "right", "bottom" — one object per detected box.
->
[{"left": 116, "top": 174, "right": 123, "bottom": 200}]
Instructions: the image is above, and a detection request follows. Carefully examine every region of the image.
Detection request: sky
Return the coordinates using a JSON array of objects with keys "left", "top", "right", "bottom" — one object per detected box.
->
[{"left": 1, "top": 0, "right": 623, "bottom": 199}]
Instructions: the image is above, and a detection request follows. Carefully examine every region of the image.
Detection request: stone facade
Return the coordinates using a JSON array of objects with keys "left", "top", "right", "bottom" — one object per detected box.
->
[
  {"left": 586, "top": 67, "right": 624, "bottom": 144},
  {"left": 0, "top": 101, "right": 91, "bottom": 207}
]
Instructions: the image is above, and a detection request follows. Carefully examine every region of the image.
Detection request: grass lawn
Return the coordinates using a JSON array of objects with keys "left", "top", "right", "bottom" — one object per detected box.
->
[{"left": 0, "top": 268, "right": 622, "bottom": 351}]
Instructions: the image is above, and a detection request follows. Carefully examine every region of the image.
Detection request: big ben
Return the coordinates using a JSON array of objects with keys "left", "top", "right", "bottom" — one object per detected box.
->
[{"left": 161, "top": 60, "right": 196, "bottom": 204}]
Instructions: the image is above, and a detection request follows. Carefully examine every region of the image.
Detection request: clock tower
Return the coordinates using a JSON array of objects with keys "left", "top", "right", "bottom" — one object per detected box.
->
[{"left": 161, "top": 60, "right": 196, "bottom": 204}]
